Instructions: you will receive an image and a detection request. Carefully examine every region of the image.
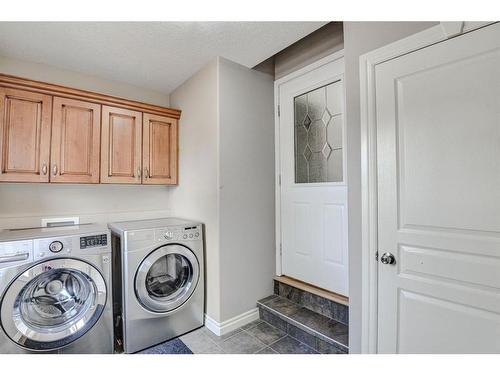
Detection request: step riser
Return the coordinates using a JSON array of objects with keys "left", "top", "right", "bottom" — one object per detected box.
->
[
  {"left": 274, "top": 280, "right": 349, "bottom": 325},
  {"left": 259, "top": 307, "right": 348, "bottom": 354}
]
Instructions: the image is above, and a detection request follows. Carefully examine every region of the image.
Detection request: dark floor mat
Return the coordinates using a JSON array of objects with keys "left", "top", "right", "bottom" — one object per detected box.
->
[{"left": 137, "top": 338, "right": 193, "bottom": 354}]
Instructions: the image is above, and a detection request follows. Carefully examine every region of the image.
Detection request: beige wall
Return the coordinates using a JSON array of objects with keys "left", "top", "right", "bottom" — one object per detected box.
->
[
  {"left": 218, "top": 57, "right": 275, "bottom": 321},
  {"left": 169, "top": 60, "right": 221, "bottom": 321},
  {"left": 274, "top": 22, "right": 343, "bottom": 80},
  {"left": 0, "top": 55, "right": 170, "bottom": 106},
  {"left": 0, "top": 56, "right": 173, "bottom": 229},
  {"left": 169, "top": 57, "right": 275, "bottom": 323},
  {"left": 0, "top": 184, "right": 173, "bottom": 230},
  {"left": 343, "top": 21, "right": 439, "bottom": 353}
]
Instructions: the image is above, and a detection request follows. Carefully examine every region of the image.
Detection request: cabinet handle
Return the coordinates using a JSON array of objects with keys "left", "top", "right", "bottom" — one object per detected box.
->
[
  {"left": 52, "top": 164, "right": 58, "bottom": 176},
  {"left": 137, "top": 167, "right": 141, "bottom": 178},
  {"left": 145, "top": 168, "right": 149, "bottom": 178},
  {"left": 41, "top": 163, "right": 48, "bottom": 175}
]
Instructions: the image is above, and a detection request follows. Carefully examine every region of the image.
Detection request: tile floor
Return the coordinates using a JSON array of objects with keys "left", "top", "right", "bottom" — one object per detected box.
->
[{"left": 178, "top": 319, "right": 319, "bottom": 354}]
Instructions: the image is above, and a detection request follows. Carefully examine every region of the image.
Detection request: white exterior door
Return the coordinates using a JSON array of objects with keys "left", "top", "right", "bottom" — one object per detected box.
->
[
  {"left": 376, "top": 24, "right": 500, "bottom": 353},
  {"left": 278, "top": 55, "right": 348, "bottom": 295}
]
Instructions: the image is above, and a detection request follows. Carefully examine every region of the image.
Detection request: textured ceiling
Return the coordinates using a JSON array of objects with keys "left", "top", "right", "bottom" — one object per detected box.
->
[{"left": 0, "top": 22, "right": 326, "bottom": 94}]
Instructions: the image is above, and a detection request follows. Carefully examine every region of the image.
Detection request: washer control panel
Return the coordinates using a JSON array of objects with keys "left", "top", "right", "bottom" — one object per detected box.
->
[
  {"left": 49, "top": 240, "right": 64, "bottom": 253},
  {"left": 35, "top": 237, "right": 72, "bottom": 260},
  {"left": 155, "top": 225, "right": 201, "bottom": 242},
  {"left": 34, "top": 232, "right": 110, "bottom": 260},
  {"left": 0, "top": 240, "right": 33, "bottom": 269},
  {"left": 80, "top": 234, "right": 108, "bottom": 249}
]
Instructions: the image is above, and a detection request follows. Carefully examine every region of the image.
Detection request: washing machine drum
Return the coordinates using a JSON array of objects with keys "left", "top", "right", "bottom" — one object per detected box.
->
[
  {"left": 0, "top": 258, "right": 107, "bottom": 351},
  {"left": 135, "top": 244, "right": 199, "bottom": 313}
]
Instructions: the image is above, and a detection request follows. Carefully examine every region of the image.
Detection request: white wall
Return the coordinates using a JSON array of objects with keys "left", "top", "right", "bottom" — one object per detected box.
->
[
  {"left": 0, "top": 56, "right": 174, "bottom": 230},
  {"left": 343, "top": 21, "right": 439, "bottom": 354},
  {"left": 169, "top": 60, "right": 221, "bottom": 321},
  {"left": 218, "top": 57, "right": 275, "bottom": 321}
]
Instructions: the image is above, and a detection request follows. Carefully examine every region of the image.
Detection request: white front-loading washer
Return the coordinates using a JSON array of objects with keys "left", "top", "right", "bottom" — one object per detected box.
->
[
  {"left": 109, "top": 218, "right": 204, "bottom": 353},
  {"left": 0, "top": 224, "right": 114, "bottom": 354}
]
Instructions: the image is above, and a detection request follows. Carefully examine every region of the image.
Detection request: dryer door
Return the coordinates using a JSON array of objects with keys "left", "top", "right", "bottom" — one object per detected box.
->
[
  {"left": 135, "top": 244, "right": 199, "bottom": 313},
  {"left": 0, "top": 258, "right": 107, "bottom": 351}
]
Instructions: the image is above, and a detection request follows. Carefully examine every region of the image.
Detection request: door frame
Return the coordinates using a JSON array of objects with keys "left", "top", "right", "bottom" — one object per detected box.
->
[
  {"left": 274, "top": 49, "right": 346, "bottom": 277},
  {"left": 359, "top": 21, "right": 495, "bottom": 353}
]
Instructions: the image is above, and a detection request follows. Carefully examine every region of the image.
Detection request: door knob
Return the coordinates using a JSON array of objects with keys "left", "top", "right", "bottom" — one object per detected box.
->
[{"left": 380, "top": 252, "right": 396, "bottom": 265}]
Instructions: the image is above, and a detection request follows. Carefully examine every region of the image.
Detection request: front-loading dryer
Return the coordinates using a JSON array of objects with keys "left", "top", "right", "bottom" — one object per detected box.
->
[
  {"left": 109, "top": 218, "right": 204, "bottom": 353},
  {"left": 0, "top": 224, "right": 113, "bottom": 354}
]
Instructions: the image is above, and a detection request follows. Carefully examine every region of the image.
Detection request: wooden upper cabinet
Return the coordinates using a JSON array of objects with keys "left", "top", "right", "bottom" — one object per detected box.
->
[
  {"left": 0, "top": 87, "right": 52, "bottom": 182},
  {"left": 101, "top": 106, "right": 142, "bottom": 184},
  {"left": 0, "top": 74, "right": 181, "bottom": 185},
  {"left": 51, "top": 97, "right": 101, "bottom": 183},
  {"left": 142, "top": 113, "right": 178, "bottom": 185}
]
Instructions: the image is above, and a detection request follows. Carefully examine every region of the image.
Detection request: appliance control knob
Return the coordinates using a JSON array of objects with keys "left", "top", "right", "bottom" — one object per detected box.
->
[
  {"left": 164, "top": 231, "right": 173, "bottom": 240},
  {"left": 49, "top": 241, "right": 63, "bottom": 253},
  {"left": 189, "top": 233, "right": 193, "bottom": 238},
  {"left": 195, "top": 232, "right": 199, "bottom": 237},
  {"left": 183, "top": 234, "right": 188, "bottom": 239}
]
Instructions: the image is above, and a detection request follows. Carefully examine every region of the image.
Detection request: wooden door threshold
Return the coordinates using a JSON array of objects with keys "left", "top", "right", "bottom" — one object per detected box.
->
[{"left": 274, "top": 275, "right": 349, "bottom": 306}]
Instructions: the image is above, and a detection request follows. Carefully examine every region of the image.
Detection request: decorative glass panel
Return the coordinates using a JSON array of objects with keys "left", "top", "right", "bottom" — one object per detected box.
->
[{"left": 294, "top": 81, "right": 344, "bottom": 183}]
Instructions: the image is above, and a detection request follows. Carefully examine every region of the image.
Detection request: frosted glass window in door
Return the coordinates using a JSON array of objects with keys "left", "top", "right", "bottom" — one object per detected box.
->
[{"left": 294, "top": 80, "right": 344, "bottom": 183}]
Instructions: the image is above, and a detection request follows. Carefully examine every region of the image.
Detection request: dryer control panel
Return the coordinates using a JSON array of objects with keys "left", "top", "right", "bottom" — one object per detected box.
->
[{"left": 154, "top": 225, "right": 201, "bottom": 242}]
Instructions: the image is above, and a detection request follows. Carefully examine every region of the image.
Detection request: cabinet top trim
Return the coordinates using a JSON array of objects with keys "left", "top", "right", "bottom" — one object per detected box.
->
[{"left": 0, "top": 73, "right": 181, "bottom": 119}]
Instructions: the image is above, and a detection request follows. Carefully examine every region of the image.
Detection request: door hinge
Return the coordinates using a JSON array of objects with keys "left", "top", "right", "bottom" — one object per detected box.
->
[
  {"left": 277, "top": 105, "right": 280, "bottom": 117},
  {"left": 280, "top": 243, "right": 282, "bottom": 255},
  {"left": 375, "top": 251, "right": 379, "bottom": 262}
]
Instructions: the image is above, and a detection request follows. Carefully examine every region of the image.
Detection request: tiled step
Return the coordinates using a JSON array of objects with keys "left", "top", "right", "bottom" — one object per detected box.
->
[
  {"left": 274, "top": 276, "right": 348, "bottom": 325},
  {"left": 257, "top": 295, "right": 348, "bottom": 354}
]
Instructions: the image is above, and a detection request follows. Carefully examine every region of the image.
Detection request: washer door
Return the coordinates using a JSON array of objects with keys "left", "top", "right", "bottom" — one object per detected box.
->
[
  {"left": 135, "top": 244, "right": 199, "bottom": 313},
  {"left": 0, "top": 258, "right": 106, "bottom": 351}
]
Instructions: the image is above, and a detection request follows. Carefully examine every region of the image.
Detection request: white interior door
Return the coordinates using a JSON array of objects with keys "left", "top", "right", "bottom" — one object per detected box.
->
[
  {"left": 278, "top": 55, "right": 348, "bottom": 296},
  {"left": 376, "top": 23, "right": 500, "bottom": 353}
]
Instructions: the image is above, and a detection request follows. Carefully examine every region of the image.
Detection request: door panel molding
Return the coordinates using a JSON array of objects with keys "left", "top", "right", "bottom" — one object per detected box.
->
[{"left": 360, "top": 22, "right": 500, "bottom": 353}]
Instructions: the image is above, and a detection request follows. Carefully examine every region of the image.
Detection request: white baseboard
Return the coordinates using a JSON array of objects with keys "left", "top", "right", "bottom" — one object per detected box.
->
[{"left": 204, "top": 308, "right": 260, "bottom": 336}]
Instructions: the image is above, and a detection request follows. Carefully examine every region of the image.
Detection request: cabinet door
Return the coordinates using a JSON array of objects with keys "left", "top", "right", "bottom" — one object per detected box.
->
[
  {"left": 0, "top": 87, "right": 52, "bottom": 182},
  {"left": 101, "top": 106, "right": 142, "bottom": 184},
  {"left": 50, "top": 97, "right": 101, "bottom": 183},
  {"left": 142, "top": 113, "right": 178, "bottom": 185}
]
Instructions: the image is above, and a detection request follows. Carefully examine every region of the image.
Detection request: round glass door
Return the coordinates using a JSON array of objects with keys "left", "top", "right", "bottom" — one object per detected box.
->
[
  {"left": 0, "top": 259, "right": 107, "bottom": 351},
  {"left": 135, "top": 244, "right": 199, "bottom": 312}
]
